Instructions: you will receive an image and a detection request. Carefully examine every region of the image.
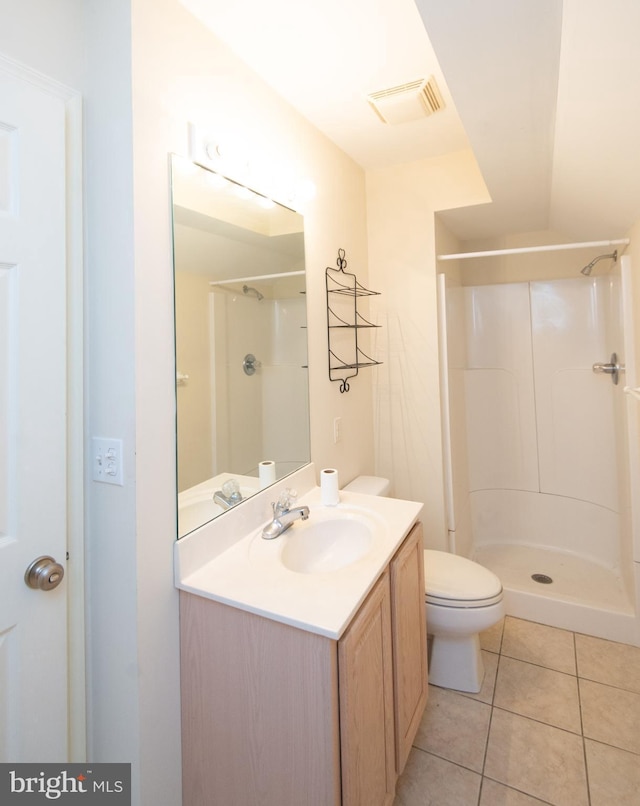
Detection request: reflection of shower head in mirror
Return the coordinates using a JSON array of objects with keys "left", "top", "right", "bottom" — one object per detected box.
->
[
  {"left": 580, "top": 250, "right": 617, "bottom": 276},
  {"left": 242, "top": 284, "right": 264, "bottom": 301}
]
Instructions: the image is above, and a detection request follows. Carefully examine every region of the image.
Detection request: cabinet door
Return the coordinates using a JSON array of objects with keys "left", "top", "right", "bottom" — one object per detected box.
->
[
  {"left": 180, "top": 593, "right": 341, "bottom": 806},
  {"left": 390, "top": 522, "right": 428, "bottom": 774},
  {"left": 338, "top": 569, "right": 396, "bottom": 806}
]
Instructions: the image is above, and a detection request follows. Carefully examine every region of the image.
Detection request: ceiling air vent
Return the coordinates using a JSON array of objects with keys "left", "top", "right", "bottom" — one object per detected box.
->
[{"left": 367, "top": 77, "right": 445, "bottom": 125}]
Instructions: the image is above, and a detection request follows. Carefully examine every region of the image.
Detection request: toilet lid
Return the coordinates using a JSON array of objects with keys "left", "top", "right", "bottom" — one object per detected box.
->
[{"left": 424, "top": 550, "right": 502, "bottom": 603}]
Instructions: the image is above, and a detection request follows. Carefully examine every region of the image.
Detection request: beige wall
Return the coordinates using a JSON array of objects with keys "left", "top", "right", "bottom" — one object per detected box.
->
[
  {"left": 366, "top": 151, "right": 489, "bottom": 549},
  {"left": 435, "top": 216, "right": 463, "bottom": 286}
]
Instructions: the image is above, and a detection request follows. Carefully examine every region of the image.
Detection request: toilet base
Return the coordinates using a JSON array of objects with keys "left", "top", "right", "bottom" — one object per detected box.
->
[{"left": 428, "top": 632, "right": 484, "bottom": 693}]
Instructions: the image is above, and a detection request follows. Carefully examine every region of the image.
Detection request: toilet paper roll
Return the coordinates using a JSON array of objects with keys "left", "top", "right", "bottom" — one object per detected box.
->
[
  {"left": 320, "top": 468, "right": 339, "bottom": 506},
  {"left": 259, "top": 460, "right": 276, "bottom": 488}
]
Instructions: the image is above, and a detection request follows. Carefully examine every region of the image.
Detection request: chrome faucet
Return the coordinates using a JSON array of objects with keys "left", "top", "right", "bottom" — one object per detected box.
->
[
  {"left": 213, "top": 479, "right": 243, "bottom": 510},
  {"left": 262, "top": 488, "right": 310, "bottom": 539}
]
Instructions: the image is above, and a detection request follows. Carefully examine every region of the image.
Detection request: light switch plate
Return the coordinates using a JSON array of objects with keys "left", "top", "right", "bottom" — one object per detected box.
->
[
  {"left": 333, "top": 417, "right": 342, "bottom": 444},
  {"left": 91, "top": 437, "right": 124, "bottom": 486}
]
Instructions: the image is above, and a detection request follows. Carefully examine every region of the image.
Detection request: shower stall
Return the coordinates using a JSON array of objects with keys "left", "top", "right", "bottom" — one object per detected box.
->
[{"left": 438, "top": 247, "right": 640, "bottom": 645}]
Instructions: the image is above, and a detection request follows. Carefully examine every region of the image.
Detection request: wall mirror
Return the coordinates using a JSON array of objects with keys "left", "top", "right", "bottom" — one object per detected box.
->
[{"left": 171, "top": 155, "right": 310, "bottom": 538}]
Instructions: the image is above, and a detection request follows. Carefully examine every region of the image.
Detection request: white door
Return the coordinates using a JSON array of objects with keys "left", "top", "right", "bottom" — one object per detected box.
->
[{"left": 0, "top": 69, "right": 70, "bottom": 761}]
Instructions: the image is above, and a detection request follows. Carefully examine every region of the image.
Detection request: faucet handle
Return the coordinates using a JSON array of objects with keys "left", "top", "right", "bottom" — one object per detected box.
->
[
  {"left": 275, "top": 487, "right": 297, "bottom": 513},
  {"left": 222, "top": 478, "right": 242, "bottom": 503}
]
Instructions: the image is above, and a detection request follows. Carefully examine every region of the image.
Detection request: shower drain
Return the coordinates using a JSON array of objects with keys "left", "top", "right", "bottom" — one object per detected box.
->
[{"left": 531, "top": 573, "right": 553, "bottom": 584}]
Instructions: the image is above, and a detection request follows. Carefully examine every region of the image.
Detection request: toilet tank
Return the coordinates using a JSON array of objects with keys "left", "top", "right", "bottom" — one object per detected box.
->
[{"left": 342, "top": 476, "right": 391, "bottom": 497}]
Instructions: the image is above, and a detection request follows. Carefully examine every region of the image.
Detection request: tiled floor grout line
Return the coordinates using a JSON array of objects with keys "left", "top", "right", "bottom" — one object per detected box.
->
[
  {"left": 579, "top": 674, "right": 640, "bottom": 696},
  {"left": 477, "top": 661, "right": 497, "bottom": 805},
  {"left": 581, "top": 735, "right": 640, "bottom": 757},
  {"left": 408, "top": 743, "right": 482, "bottom": 779},
  {"left": 489, "top": 703, "right": 583, "bottom": 736},
  {"left": 499, "top": 652, "right": 578, "bottom": 675},
  {"left": 573, "top": 631, "right": 593, "bottom": 806},
  {"left": 482, "top": 774, "right": 556, "bottom": 806},
  {"left": 476, "top": 623, "right": 505, "bottom": 805}
]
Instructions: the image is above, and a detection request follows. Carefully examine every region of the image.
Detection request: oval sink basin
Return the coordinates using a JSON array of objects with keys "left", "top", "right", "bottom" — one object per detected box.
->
[{"left": 280, "top": 517, "right": 374, "bottom": 574}]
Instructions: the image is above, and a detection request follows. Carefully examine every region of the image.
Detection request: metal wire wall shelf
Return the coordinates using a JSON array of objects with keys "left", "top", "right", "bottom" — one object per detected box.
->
[{"left": 326, "top": 248, "right": 381, "bottom": 392}]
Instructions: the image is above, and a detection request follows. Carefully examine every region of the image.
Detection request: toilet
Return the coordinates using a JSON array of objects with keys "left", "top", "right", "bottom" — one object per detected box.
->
[
  {"left": 343, "top": 476, "right": 505, "bottom": 693},
  {"left": 423, "top": 549, "right": 504, "bottom": 692}
]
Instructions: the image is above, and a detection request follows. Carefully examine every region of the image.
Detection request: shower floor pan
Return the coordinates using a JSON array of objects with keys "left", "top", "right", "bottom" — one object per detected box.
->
[{"left": 473, "top": 543, "right": 637, "bottom": 646}]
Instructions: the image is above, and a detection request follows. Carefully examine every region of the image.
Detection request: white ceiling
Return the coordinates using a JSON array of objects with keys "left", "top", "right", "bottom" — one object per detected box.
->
[{"left": 180, "top": 0, "right": 640, "bottom": 243}]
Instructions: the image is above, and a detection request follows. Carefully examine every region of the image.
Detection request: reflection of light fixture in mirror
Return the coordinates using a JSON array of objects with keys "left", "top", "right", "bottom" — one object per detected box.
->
[
  {"left": 204, "top": 170, "right": 228, "bottom": 189},
  {"left": 234, "top": 185, "right": 253, "bottom": 201},
  {"left": 234, "top": 184, "right": 275, "bottom": 210}
]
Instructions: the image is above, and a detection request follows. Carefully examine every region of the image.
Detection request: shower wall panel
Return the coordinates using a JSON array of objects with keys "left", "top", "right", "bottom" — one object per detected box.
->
[
  {"left": 531, "top": 279, "right": 618, "bottom": 510},
  {"left": 223, "top": 294, "right": 267, "bottom": 474},
  {"left": 609, "top": 269, "right": 635, "bottom": 597},
  {"left": 471, "top": 489, "right": 619, "bottom": 567},
  {"left": 464, "top": 283, "right": 538, "bottom": 493}
]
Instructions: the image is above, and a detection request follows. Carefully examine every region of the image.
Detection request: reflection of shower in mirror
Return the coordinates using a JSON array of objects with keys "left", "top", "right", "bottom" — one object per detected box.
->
[{"left": 242, "top": 284, "right": 264, "bottom": 301}]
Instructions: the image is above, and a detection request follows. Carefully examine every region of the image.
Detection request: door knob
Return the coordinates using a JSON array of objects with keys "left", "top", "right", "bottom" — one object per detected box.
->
[{"left": 24, "top": 556, "right": 65, "bottom": 591}]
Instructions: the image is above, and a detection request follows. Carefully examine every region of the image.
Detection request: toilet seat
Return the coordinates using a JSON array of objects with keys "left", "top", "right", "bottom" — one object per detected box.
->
[
  {"left": 426, "top": 591, "right": 504, "bottom": 608},
  {"left": 424, "top": 550, "right": 503, "bottom": 609}
]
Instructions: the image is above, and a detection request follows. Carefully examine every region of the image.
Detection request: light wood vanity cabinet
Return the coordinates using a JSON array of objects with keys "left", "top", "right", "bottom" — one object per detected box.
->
[
  {"left": 390, "top": 521, "right": 429, "bottom": 772},
  {"left": 338, "top": 568, "right": 396, "bottom": 806},
  {"left": 180, "top": 520, "right": 427, "bottom": 806}
]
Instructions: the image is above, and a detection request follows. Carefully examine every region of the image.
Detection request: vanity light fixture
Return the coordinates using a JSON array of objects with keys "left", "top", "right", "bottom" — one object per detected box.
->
[
  {"left": 188, "top": 122, "right": 316, "bottom": 212},
  {"left": 206, "top": 139, "right": 250, "bottom": 176}
]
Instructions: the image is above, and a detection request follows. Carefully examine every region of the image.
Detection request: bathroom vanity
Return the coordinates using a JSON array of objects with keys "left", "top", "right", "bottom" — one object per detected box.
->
[{"left": 175, "top": 471, "right": 427, "bottom": 806}]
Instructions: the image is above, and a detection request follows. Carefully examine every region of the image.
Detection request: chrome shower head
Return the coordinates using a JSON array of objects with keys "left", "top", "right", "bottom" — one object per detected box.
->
[
  {"left": 580, "top": 250, "right": 618, "bottom": 276},
  {"left": 242, "top": 284, "right": 264, "bottom": 301}
]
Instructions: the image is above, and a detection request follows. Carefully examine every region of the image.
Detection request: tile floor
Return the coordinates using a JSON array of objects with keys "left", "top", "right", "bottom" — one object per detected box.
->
[{"left": 394, "top": 616, "right": 640, "bottom": 806}]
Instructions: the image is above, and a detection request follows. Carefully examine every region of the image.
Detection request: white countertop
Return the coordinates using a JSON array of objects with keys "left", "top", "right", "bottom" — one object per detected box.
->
[{"left": 174, "top": 465, "right": 422, "bottom": 639}]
